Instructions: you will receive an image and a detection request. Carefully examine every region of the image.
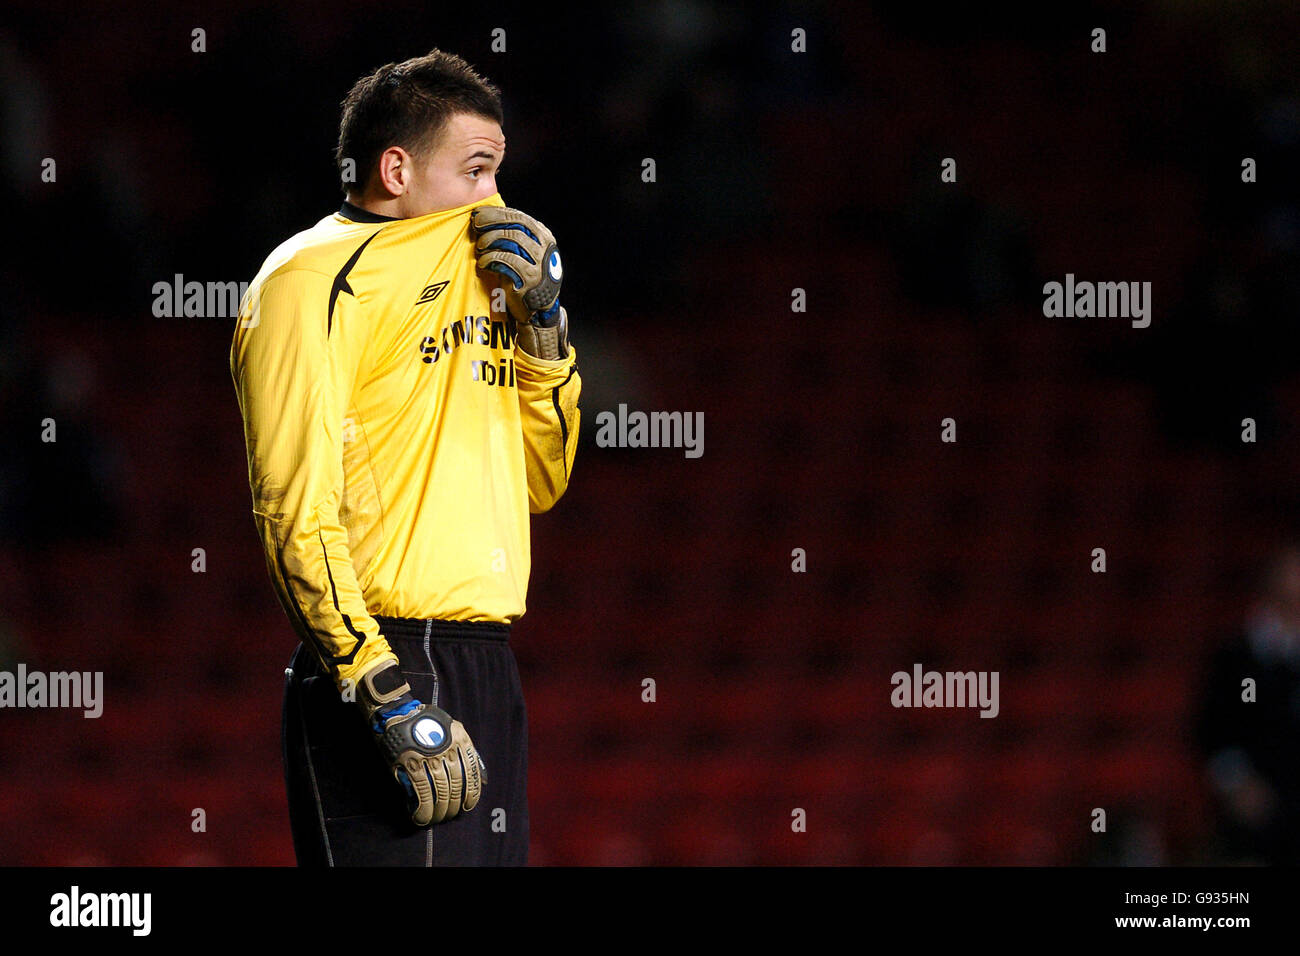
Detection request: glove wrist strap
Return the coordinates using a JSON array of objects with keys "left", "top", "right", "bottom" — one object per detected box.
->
[
  {"left": 357, "top": 659, "right": 412, "bottom": 719},
  {"left": 516, "top": 305, "right": 570, "bottom": 361}
]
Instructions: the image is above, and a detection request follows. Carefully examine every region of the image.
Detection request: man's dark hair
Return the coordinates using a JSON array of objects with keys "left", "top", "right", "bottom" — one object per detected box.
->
[{"left": 336, "top": 49, "right": 503, "bottom": 195}]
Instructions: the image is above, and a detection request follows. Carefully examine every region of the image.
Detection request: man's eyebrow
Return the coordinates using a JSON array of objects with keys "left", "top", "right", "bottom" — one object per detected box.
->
[{"left": 465, "top": 149, "right": 503, "bottom": 163}]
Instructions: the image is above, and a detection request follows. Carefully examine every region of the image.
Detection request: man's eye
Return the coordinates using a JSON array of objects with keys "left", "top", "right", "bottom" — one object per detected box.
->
[{"left": 468, "top": 167, "right": 481, "bottom": 179}]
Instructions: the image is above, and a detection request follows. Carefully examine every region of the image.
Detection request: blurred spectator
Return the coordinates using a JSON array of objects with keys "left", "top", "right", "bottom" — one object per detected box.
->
[
  {"left": 0, "top": 334, "right": 123, "bottom": 550},
  {"left": 1194, "top": 545, "right": 1300, "bottom": 864},
  {"left": 891, "top": 139, "right": 1038, "bottom": 312}
]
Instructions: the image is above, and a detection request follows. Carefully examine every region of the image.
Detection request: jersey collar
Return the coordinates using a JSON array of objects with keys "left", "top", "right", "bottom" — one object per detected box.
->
[{"left": 338, "top": 200, "right": 397, "bottom": 223}]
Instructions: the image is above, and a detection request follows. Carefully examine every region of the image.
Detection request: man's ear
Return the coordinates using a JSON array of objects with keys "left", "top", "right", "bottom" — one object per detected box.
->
[{"left": 375, "top": 145, "right": 412, "bottom": 198}]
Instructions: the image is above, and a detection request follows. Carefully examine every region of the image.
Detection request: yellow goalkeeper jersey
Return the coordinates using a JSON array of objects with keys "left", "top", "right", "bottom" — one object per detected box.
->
[{"left": 230, "top": 190, "right": 580, "bottom": 690}]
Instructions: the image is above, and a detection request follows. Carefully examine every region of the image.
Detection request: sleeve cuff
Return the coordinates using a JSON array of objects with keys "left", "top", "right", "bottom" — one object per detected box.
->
[{"left": 514, "top": 344, "right": 577, "bottom": 379}]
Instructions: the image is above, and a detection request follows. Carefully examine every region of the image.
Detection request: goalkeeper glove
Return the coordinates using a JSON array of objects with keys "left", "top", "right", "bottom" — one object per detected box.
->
[
  {"left": 469, "top": 205, "right": 570, "bottom": 361},
  {"left": 355, "top": 658, "right": 486, "bottom": 826}
]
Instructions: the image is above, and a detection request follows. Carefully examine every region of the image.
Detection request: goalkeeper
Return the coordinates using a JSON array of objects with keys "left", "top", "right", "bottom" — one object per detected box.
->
[{"left": 229, "top": 49, "right": 580, "bottom": 866}]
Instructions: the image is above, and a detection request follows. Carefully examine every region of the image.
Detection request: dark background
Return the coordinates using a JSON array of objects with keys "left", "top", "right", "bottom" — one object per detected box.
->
[{"left": 1, "top": 0, "right": 1297, "bottom": 864}]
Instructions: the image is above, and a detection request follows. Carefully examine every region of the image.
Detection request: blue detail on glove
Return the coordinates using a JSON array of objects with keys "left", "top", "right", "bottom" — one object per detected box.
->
[
  {"left": 373, "top": 697, "right": 421, "bottom": 734},
  {"left": 474, "top": 220, "right": 540, "bottom": 243},
  {"left": 481, "top": 237, "right": 536, "bottom": 264},
  {"left": 534, "top": 299, "right": 562, "bottom": 325},
  {"left": 484, "top": 260, "right": 524, "bottom": 290}
]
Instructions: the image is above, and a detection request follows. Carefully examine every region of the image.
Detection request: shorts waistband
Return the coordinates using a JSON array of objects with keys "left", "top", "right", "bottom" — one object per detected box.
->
[{"left": 372, "top": 615, "right": 511, "bottom": 643}]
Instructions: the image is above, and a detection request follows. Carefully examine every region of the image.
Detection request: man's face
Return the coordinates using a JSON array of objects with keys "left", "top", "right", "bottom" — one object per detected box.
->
[{"left": 399, "top": 111, "right": 505, "bottom": 217}]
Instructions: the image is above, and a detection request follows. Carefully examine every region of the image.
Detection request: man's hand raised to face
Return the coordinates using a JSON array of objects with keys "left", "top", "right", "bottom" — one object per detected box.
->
[{"left": 470, "top": 205, "right": 570, "bottom": 361}]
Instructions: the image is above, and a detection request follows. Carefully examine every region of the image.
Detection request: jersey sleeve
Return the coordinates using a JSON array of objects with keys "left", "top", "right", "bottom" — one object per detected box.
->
[
  {"left": 230, "top": 267, "right": 399, "bottom": 691},
  {"left": 514, "top": 345, "right": 581, "bottom": 514}
]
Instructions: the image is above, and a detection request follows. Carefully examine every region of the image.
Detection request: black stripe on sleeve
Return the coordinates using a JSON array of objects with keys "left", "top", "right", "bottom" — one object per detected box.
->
[
  {"left": 328, "top": 231, "right": 381, "bottom": 335},
  {"left": 275, "top": 542, "right": 336, "bottom": 676},
  {"left": 551, "top": 363, "right": 578, "bottom": 480},
  {"left": 317, "top": 528, "right": 368, "bottom": 666}
]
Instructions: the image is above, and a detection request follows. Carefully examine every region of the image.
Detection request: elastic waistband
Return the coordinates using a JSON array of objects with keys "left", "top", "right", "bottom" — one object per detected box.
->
[{"left": 373, "top": 615, "right": 511, "bottom": 643}]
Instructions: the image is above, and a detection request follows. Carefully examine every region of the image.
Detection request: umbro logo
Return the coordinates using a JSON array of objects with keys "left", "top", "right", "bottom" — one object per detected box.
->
[{"left": 417, "top": 280, "right": 449, "bottom": 305}]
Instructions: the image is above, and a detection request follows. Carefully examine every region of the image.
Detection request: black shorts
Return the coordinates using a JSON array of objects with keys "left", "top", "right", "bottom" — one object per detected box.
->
[{"left": 282, "top": 616, "right": 529, "bottom": 866}]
